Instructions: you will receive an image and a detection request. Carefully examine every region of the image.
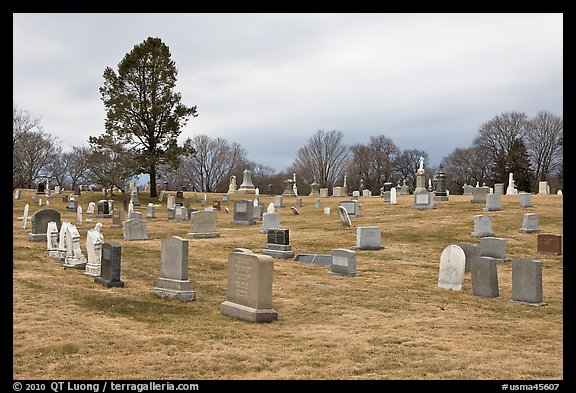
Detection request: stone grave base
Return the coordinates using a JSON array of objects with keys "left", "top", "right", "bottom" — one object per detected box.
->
[
  {"left": 151, "top": 278, "right": 196, "bottom": 302},
  {"left": 262, "top": 243, "right": 294, "bottom": 259},
  {"left": 94, "top": 277, "right": 125, "bottom": 288},
  {"left": 28, "top": 234, "right": 47, "bottom": 242},
  {"left": 187, "top": 232, "right": 220, "bottom": 239},
  {"left": 293, "top": 253, "right": 332, "bottom": 266},
  {"left": 510, "top": 300, "right": 547, "bottom": 307},
  {"left": 220, "top": 301, "right": 278, "bottom": 323},
  {"left": 83, "top": 264, "right": 101, "bottom": 277},
  {"left": 63, "top": 259, "right": 87, "bottom": 269}
]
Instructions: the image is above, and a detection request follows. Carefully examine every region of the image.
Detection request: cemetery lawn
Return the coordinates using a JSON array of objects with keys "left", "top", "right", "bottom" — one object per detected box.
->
[{"left": 12, "top": 190, "right": 563, "bottom": 380}]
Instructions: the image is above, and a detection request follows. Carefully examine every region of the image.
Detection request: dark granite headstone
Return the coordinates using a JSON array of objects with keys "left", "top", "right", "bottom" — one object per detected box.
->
[
  {"left": 536, "top": 234, "right": 562, "bottom": 255},
  {"left": 94, "top": 243, "right": 124, "bottom": 288}
]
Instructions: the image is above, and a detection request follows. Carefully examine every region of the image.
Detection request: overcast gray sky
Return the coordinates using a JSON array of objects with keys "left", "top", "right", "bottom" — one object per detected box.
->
[{"left": 13, "top": 13, "right": 563, "bottom": 172}]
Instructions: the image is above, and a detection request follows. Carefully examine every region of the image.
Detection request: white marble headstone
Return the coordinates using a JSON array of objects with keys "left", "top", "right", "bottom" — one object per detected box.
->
[{"left": 438, "top": 245, "right": 466, "bottom": 291}]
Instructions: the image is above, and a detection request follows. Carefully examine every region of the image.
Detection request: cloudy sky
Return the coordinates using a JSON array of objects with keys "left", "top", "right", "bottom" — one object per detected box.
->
[{"left": 13, "top": 13, "right": 563, "bottom": 172}]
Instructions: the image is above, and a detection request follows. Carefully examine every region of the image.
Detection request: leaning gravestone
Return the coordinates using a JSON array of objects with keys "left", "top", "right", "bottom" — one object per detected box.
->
[
  {"left": 511, "top": 259, "right": 545, "bottom": 306},
  {"left": 329, "top": 248, "right": 356, "bottom": 276},
  {"left": 21, "top": 204, "right": 29, "bottom": 229},
  {"left": 29, "top": 208, "right": 61, "bottom": 242},
  {"left": 123, "top": 218, "right": 148, "bottom": 240},
  {"left": 355, "top": 226, "right": 382, "bottom": 250},
  {"left": 151, "top": 236, "right": 196, "bottom": 301},
  {"left": 470, "top": 256, "right": 500, "bottom": 298},
  {"left": 437, "top": 245, "right": 466, "bottom": 291},
  {"left": 337, "top": 206, "right": 352, "bottom": 228},
  {"left": 94, "top": 242, "right": 125, "bottom": 288},
  {"left": 220, "top": 251, "right": 278, "bottom": 323},
  {"left": 187, "top": 210, "right": 220, "bottom": 238}
]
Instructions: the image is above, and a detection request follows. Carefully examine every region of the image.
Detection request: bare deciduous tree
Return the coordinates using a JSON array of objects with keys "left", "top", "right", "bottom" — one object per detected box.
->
[{"left": 525, "top": 110, "right": 563, "bottom": 186}]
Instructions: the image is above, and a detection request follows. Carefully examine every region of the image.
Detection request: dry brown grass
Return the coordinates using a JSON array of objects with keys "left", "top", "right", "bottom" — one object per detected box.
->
[{"left": 12, "top": 189, "right": 563, "bottom": 380}]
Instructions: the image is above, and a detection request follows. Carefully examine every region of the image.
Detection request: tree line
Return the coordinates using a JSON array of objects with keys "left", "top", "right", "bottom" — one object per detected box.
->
[{"left": 12, "top": 37, "right": 563, "bottom": 196}]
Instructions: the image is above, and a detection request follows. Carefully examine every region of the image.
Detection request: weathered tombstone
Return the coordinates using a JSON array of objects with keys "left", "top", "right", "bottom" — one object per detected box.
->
[
  {"left": 337, "top": 205, "right": 352, "bottom": 227},
  {"left": 222, "top": 194, "right": 230, "bottom": 204},
  {"left": 332, "top": 186, "right": 346, "bottom": 197},
  {"left": 187, "top": 210, "right": 220, "bottom": 238},
  {"left": 220, "top": 251, "right": 278, "bottom": 323},
  {"left": 295, "top": 197, "right": 303, "bottom": 208},
  {"left": 253, "top": 200, "right": 264, "bottom": 221},
  {"left": 260, "top": 212, "right": 281, "bottom": 234},
  {"left": 97, "top": 200, "right": 111, "bottom": 218},
  {"left": 231, "top": 200, "right": 256, "bottom": 225},
  {"left": 340, "top": 200, "right": 360, "bottom": 217},
  {"left": 456, "top": 243, "right": 480, "bottom": 272},
  {"left": 479, "top": 237, "right": 508, "bottom": 261},
  {"left": 151, "top": 236, "right": 195, "bottom": 301},
  {"left": 236, "top": 169, "right": 256, "bottom": 194},
  {"left": 381, "top": 190, "right": 390, "bottom": 203},
  {"left": 123, "top": 218, "right": 148, "bottom": 240},
  {"left": 433, "top": 164, "right": 448, "bottom": 201},
  {"left": 290, "top": 206, "right": 300, "bottom": 215},
  {"left": 84, "top": 222, "right": 104, "bottom": 277},
  {"left": 506, "top": 173, "right": 518, "bottom": 195},
  {"left": 130, "top": 187, "right": 140, "bottom": 206},
  {"left": 212, "top": 200, "right": 221, "bottom": 210},
  {"left": 228, "top": 175, "right": 238, "bottom": 194},
  {"left": 66, "top": 198, "right": 78, "bottom": 211},
  {"left": 29, "top": 208, "right": 61, "bottom": 242},
  {"left": 323, "top": 207, "right": 331, "bottom": 215},
  {"left": 76, "top": 206, "right": 83, "bottom": 226},
  {"left": 471, "top": 185, "right": 490, "bottom": 203},
  {"left": 45, "top": 221, "right": 60, "bottom": 258},
  {"left": 314, "top": 198, "right": 321, "bottom": 208},
  {"left": 94, "top": 243, "right": 125, "bottom": 288},
  {"left": 309, "top": 181, "right": 320, "bottom": 197},
  {"left": 320, "top": 188, "right": 329, "bottom": 198},
  {"left": 493, "top": 183, "right": 505, "bottom": 195},
  {"left": 86, "top": 202, "right": 96, "bottom": 214},
  {"left": 398, "top": 180, "right": 410, "bottom": 195},
  {"left": 176, "top": 190, "right": 184, "bottom": 199},
  {"left": 519, "top": 192, "right": 533, "bottom": 208},
  {"left": 329, "top": 248, "right": 356, "bottom": 276},
  {"left": 471, "top": 214, "right": 495, "bottom": 237},
  {"left": 519, "top": 213, "right": 540, "bottom": 233},
  {"left": 437, "top": 245, "right": 466, "bottom": 291},
  {"left": 262, "top": 228, "right": 294, "bottom": 259},
  {"left": 470, "top": 256, "right": 499, "bottom": 298},
  {"left": 146, "top": 203, "right": 156, "bottom": 218},
  {"left": 282, "top": 178, "right": 297, "bottom": 197},
  {"left": 355, "top": 226, "right": 383, "bottom": 250},
  {"left": 274, "top": 195, "right": 284, "bottom": 208},
  {"left": 536, "top": 234, "right": 562, "bottom": 255},
  {"left": 57, "top": 221, "right": 70, "bottom": 260},
  {"left": 63, "top": 224, "right": 87, "bottom": 269},
  {"left": 538, "top": 181, "right": 550, "bottom": 195},
  {"left": 21, "top": 204, "right": 29, "bottom": 229},
  {"left": 175, "top": 205, "right": 187, "bottom": 221},
  {"left": 483, "top": 193, "right": 502, "bottom": 211},
  {"left": 110, "top": 209, "right": 125, "bottom": 228},
  {"left": 511, "top": 259, "right": 545, "bottom": 305},
  {"left": 390, "top": 187, "right": 397, "bottom": 204}
]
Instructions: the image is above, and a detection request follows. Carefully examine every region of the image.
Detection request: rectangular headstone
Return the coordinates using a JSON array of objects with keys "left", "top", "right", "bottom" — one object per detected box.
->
[
  {"left": 536, "top": 234, "right": 562, "bottom": 255},
  {"left": 329, "top": 248, "right": 356, "bottom": 276},
  {"left": 110, "top": 209, "right": 125, "bottom": 228},
  {"left": 94, "top": 243, "right": 124, "bottom": 287},
  {"left": 151, "top": 236, "right": 195, "bottom": 301},
  {"left": 260, "top": 212, "right": 281, "bottom": 234},
  {"left": 267, "top": 228, "right": 290, "bottom": 245},
  {"left": 187, "top": 210, "right": 220, "bottom": 238},
  {"left": 29, "top": 208, "right": 61, "bottom": 242},
  {"left": 339, "top": 200, "right": 360, "bottom": 217},
  {"left": 479, "top": 237, "right": 507, "bottom": 261},
  {"left": 512, "top": 259, "right": 544, "bottom": 305},
  {"left": 355, "top": 226, "right": 382, "bottom": 250},
  {"left": 470, "top": 256, "right": 499, "bottom": 298},
  {"left": 471, "top": 215, "right": 494, "bottom": 237},
  {"left": 232, "top": 200, "right": 256, "bottom": 225},
  {"left": 123, "top": 218, "right": 148, "bottom": 240},
  {"left": 220, "top": 251, "right": 278, "bottom": 323}
]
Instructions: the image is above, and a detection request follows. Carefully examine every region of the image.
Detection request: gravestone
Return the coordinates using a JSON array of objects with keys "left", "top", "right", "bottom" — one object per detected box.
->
[
  {"left": 262, "top": 228, "right": 294, "bottom": 259},
  {"left": 29, "top": 208, "right": 61, "bottom": 242},
  {"left": 36, "top": 183, "right": 45, "bottom": 194},
  {"left": 76, "top": 206, "right": 83, "bottom": 226},
  {"left": 93, "top": 244, "right": 124, "bottom": 287},
  {"left": 337, "top": 206, "right": 352, "bottom": 227},
  {"left": 323, "top": 207, "right": 331, "bottom": 215},
  {"left": 471, "top": 214, "right": 495, "bottom": 237},
  {"left": 483, "top": 193, "right": 502, "bottom": 211},
  {"left": 274, "top": 195, "right": 284, "bottom": 208},
  {"left": 175, "top": 206, "right": 187, "bottom": 221},
  {"left": 86, "top": 202, "right": 96, "bottom": 214},
  {"left": 146, "top": 203, "right": 156, "bottom": 218},
  {"left": 130, "top": 187, "right": 140, "bottom": 206},
  {"left": 21, "top": 204, "right": 29, "bottom": 229},
  {"left": 236, "top": 169, "right": 256, "bottom": 194},
  {"left": 519, "top": 192, "right": 533, "bottom": 208},
  {"left": 15, "top": 189, "right": 21, "bottom": 199},
  {"left": 398, "top": 180, "right": 410, "bottom": 195},
  {"left": 314, "top": 198, "right": 321, "bottom": 208},
  {"left": 97, "top": 200, "right": 112, "bottom": 218},
  {"left": 123, "top": 218, "right": 148, "bottom": 240},
  {"left": 332, "top": 186, "right": 346, "bottom": 197},
  {"left": 231, "top": 200, "right": 256, "bottom": 225},
  {"left": 355, "top": 226, "right": 382, "bottom": 250},
  {"left": 362, "top": 189, "right": 371, "bottom": 197},
  {"left": 187, "top": 210, "right": 220, "bottom": 238},
  {"left": 151, "top": 236, "right": 195, "bottom": 301},
  {"left": 45, "top": 221, "right": 60, "bottom": 258},
  {"left": 456, "top": 242, "right": 480, "bottom": 272},
  {"left": 66, "top": 198, "right": 78, "bottom": 211},
  {"left": 519, "top": 213, "right": 540, "bottom": 233},
  {"left": 538, "top": 181, "right": 550, "bottom": 195},
  {"left": 462, "top": 184, "right": 474, "bottom": 195},
  {"left": 228, "top": 175, "right": 237, "bottom": 194},
  {"left": 63, "top": 224, "right": 87, "bottom": 269},
  {"left": 479, "top": 237, "right": 508, "bottom": 261},
  {"left": 290, "top": 206, "right": 300, "bottom": 215},
  {"left": 437, "top": 245, "right": 466, "bottom": 291},
  {"left": 493, "top": 183, "right": 505, "bottom": 195},
  {"left": 382, "top": 190, "right": 391, "bottom": 203},
  {"left": 471, "top": 185, "right": 490, "bottom": 203},
  {"left": 213, "top": 200, "right": 221, "bottom": 210},
  {"left": 340, "top": 200, "right": 360, "bottom": 217},
  {"left": 295, "top": 197, "right": 303, "bottom": 208},
  {"left": 261, "top": 212, "right": 281, "bottom": 234},
  {"left": 536, "top": 234, "right": 562, "bottom": 255},
  {"left": 84, "top": 222, "right": 104, "bottom": 277},
  {"left": 57, "top": 221, "right": 71, "bottom": 260},
  {"left": 511, "top": 259, "right": 545, "bottom": 306},
  {"left": 309, "top": 181, "right": 320, "bottom": 197},
  {"left": 506, "top": 172, "right": 518, "bottom": 195},
  {"left": 220, "top": 251, "right": 278, "bottom": 323},
  {"left": 390, "top": 187, "right": 397, "bottom": 204},
  {"left": 110, "top": 209, "right": 125, "bottom": 228},
  {"left": 433, "top": 164, "right": 448, "bottom": 201},
  {"left": 294, "top": 253, "right": 333, "bottom": 266},
  {"left": 470, "top": 256, "right": 499, "bottom": 298},
  {"left": 253, "top": 200, "right": 264, "bottom": 221},
  {"left": 329, "top": 248, "right": 356, "bottom": 276},
  {"left": 222, "top": 194, "right": 230, "bottom": 204},
  {"left": 319, "top": 188, "right": 329, "bottom": 198},
  {"left": 282, "top": 178, "right": 297, "bottom": 197}
]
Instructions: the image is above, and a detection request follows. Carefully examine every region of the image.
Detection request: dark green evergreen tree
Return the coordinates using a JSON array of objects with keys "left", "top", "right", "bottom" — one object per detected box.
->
[
  {"left": 90, "top": 37, "right": 197, "bottom": 197},
  {"left": 508, "top": 138, "right": 535, "bottom": 193}
]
